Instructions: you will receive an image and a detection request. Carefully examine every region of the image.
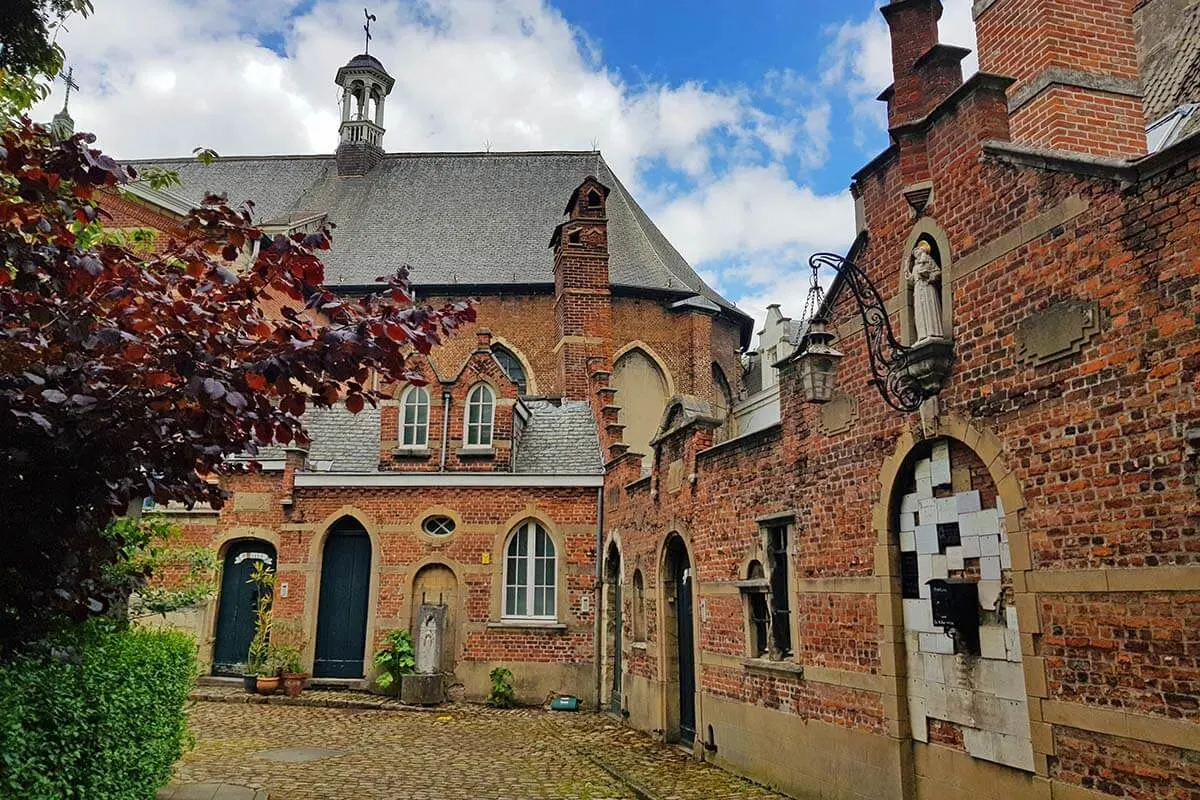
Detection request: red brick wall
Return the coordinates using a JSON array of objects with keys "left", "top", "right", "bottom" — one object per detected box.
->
[{"left": 607, "top": 49, "right": 1199, "bottom": 799}]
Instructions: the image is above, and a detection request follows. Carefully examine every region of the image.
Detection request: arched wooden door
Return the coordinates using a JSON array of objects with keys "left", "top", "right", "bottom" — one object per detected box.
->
[
  {"left": 313, "top": 520, "right": 372, "bottom": 678},
  {"left": 212, "top": 540, "right": 276, "bottom": 676}
]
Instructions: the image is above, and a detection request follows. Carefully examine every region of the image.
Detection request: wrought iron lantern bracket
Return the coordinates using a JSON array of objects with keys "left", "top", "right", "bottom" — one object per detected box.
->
[{"left": 804, "top": 252, "right": 948, "bottom": 413}]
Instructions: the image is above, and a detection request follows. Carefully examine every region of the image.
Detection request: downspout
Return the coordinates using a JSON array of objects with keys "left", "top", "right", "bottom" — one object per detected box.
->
[
  {"left": 438, "top": 388, "right": 451, "bottom": 472},
  {"left": 592, "top": 484, "right": 605, "bottom": 712}
]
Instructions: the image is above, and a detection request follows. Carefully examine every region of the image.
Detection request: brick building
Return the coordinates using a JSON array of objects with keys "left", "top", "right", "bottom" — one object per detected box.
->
[
  {"left": 602, "top": 1, "right": 1200, "bottom": 799},
  {"left": 117, "top": 53, "right": 751, "bottom": 702}
]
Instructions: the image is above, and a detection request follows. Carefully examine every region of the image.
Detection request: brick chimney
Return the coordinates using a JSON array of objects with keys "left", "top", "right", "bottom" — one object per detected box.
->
[
  {"left": 550, "top": 176, "right": 615, "bottom": 400},
  {"left": 974, "top": 0, "right": 1147, "bottom": 158},
  {"left": 879, "top": 0, "right": 971, "bottom": 128}
]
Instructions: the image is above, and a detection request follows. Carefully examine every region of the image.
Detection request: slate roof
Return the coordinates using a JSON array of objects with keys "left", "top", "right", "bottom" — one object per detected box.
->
[
  {"left": 125, "top": 150, "right": 740, "bottom": 315},
  {"left": 514, "top": 401, "right": 604, "bottom": 475},
  {"left": 1136, "top": 0, "right": 1200, "bottom": 121},
  {"left": 247, "top": 405, "right": 381, "bottom": 472}
]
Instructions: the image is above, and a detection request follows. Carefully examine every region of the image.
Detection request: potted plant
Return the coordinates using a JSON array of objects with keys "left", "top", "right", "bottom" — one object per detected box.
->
[
  {"left": 273, "top": 644, "right": 307, "bottom": 697},
  {"left": 245, "top": 562, "right": 275, "bottom": 694},
  {"left": 372, "top": 629, "right": 415, "bottom": 695}
]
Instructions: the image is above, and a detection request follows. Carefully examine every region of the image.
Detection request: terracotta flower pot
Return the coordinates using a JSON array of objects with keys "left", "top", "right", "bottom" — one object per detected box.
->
[
  {"left": 282, "top": 673, "right": 307, "bottom": 698},
  {"left": 256, "top": 675, "right": 281, "bottom": 696}
]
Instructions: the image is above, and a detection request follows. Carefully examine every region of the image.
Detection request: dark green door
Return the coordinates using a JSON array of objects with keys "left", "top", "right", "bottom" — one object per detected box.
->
[
  {"left": 212, "top": 541, "right": 275, "bottom": 676},
  {"left": 672, "top": 539, "right": 696, "bottom": 745},
  {"left": 313, "top": 521, "right": 372, "bottom": 678}
]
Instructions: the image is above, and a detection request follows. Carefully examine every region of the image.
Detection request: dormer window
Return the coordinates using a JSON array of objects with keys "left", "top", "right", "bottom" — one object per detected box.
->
[
  {"left": 586, "top": 189, "right": 602, "bottom": 208},
  {"left": 465, "top": 384, "right": 495, "bottom": 447},
  {"left": 492, "top": 346, "right": 527, "bottom": 395}
]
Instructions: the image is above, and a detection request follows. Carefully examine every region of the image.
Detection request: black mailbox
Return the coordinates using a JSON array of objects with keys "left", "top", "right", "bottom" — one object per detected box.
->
[{"left": 927, "top": 579, "right": 980, "bottom": 655}]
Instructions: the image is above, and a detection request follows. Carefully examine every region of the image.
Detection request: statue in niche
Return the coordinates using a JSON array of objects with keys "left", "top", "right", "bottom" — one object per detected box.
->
[{"left": 908, "top": 240, "right": 945, "bottom": 342}]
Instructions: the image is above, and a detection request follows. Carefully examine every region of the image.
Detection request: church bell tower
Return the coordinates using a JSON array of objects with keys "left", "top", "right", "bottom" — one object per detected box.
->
[{"left": 334, "top": 47, "right": 394, "bottom": 176}]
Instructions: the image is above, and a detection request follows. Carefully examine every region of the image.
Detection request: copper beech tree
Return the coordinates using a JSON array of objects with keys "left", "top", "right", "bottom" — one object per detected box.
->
[{"left": 0, "top": 118, "right": 475, "bottom": 650}]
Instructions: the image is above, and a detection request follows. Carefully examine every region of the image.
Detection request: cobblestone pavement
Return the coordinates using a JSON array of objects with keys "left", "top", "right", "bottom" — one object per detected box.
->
[{"left": 176, "top": 698, "right": 789, "bottom": 800}]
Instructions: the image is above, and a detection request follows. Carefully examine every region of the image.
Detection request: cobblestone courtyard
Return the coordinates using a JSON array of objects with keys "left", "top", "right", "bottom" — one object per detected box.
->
[{"left": 172, "top": 697, "right": 789, "bottom": 800}]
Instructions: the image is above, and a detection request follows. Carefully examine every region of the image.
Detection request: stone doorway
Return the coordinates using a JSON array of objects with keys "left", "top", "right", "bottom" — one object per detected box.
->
[
  {"left": 662, "top": 534, "right": 696, "bottom": 745},
  {"left": 411, "top": 563, "right": 459, "bottom": 674},
  {"left": 604, "top": 542, "right": 623, "bottom": 714}
]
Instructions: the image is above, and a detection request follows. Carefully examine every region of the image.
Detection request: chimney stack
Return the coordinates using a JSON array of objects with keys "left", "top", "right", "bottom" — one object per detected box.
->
[
  {"left": 879, "top": 0, "right": 971, "bottom": 128},
  {"left": 974, "top": 0, "right": 1147, "bottom": 159}
]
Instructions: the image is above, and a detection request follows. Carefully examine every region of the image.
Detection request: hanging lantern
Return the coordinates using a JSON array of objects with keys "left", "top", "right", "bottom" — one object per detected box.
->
[{"left": 795, "top": 319, "right": 844, "bottom": 404}]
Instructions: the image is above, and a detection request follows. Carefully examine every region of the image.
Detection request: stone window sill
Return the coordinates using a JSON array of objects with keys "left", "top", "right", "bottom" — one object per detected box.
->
[
  {"left": 392, "top": 447, "right": 432, "bottom": 459},
  {"left": 487, "top": 620, "right": 567, "bottom": 631},
  {"left": 457, "top": 446, "right": 496, "bottom": 458},
  {"left": 741, "top": 658, "right": 804, "bottom": 678}
]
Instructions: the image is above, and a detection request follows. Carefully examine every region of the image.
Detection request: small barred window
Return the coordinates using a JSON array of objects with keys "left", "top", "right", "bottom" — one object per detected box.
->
[{"left": 422, "top": 515, "right": 456, "bottom": 536}]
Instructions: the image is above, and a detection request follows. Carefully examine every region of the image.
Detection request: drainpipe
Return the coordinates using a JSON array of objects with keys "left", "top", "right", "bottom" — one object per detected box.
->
[
  {"left": 592, "top": 484, "right": 605, "bottom": 712},
  {"left": 438, "top": 388, "right": 451, "bottom": 472}
]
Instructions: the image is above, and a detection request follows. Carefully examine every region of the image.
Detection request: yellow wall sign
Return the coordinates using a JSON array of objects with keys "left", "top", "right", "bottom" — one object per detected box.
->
[{"left": 481, "top": 552, "right": 491, "bottom": 565}]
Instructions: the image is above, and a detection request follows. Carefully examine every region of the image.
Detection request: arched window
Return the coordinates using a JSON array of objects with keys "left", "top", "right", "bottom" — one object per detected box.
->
[
  {"left": 464, "top": 384, "right": 494, "bottom": 447},
  {"left": 612, "top": 347, "right": 669, "bottom": 468},
  {"left": 492, "top": 346, "right": 527, "bottom": 394},
  {"left": 504, "top": 520, "right": 556, "bottom": 619},
  {"left": 400, "top": 386, "right": 429, "bottom": 447},
  {"left": 632, "top": 569, "right": 646, "bottom": 642},
  {"left": 712, "top": 363, "right": 735, "bottom": 444}
]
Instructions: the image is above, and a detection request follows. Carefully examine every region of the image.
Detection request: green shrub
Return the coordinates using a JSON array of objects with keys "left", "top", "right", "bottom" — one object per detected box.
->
[
  {"left": 372, "top": 629, "right": 416, "bottom": 693},
  {"left": 0, "top": 624, "right": 197, "bottom": 800},
  {"left": 486, "top": 666, "right": 516, "bottom": 708}
]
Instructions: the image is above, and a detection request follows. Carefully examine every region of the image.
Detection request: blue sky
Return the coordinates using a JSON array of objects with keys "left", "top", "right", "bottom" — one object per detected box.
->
[{"left": 36, "top": 0, "right": 979, "bottom": 338}]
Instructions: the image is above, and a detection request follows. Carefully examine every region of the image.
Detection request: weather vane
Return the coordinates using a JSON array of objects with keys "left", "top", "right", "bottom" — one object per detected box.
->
[
  {"left": 363, "top": 8, "right": 377, "bottom": 54},
  {"left": 58, "top": 66, "right": 79, "bottom": 111}
]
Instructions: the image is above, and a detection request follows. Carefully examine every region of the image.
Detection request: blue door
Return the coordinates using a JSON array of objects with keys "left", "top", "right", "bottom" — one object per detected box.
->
[
  {"left": 313, "top": 521, "right": 372, "bottom": 678},
  {"left": 212, "top": 541, "right": 275, "bottom": 676}
]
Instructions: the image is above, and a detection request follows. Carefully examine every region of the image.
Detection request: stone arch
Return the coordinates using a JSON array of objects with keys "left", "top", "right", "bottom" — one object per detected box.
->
[
  {"left": 658, "top": 531, "right": 701, "bottom": 747},
  {"left": 308, "top": 510, "right": 382, "bottom": 679},
  {"left": 208, "top": 532, "right": 279, "bottom": 675},
  {"left": 491, "top": 510, "right": 567, "bottom": 622},
  {"left": 602, "top": 540, "right": 624, "bottom": 713},
  {"left": 711, "top": 362, "right": 735, "bottom": 443},
  {"left": 612, "top": 345, "right": 672, "bottom": 466},
  {"left": 900, "top": 218, "right": 955, "bottom": 346},
  {"left": 489, "top": 335, "right": 538, "bottom": 395},
  {"left": 873, "top": 414, "right": 1036, "bottom": 774},
  {"left": 409, "top": 561, "right": 461, "bottom": 673}
]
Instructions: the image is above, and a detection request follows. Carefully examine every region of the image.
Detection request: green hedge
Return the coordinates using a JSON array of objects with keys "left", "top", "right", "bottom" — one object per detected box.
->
[{"left": 0, "top": 625, "right": 196, "bottom": 800}]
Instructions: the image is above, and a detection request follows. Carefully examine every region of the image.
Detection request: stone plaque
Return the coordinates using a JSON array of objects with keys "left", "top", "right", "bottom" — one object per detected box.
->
[
  {"left": 1016, "top": 299, "right": 1101, "bottom": 367},
  {"left": 819, "top": 392, "right": 858, "bottom": 436},
  {"left": 233, "top": 492, "right": 271, "bottom": 512}
]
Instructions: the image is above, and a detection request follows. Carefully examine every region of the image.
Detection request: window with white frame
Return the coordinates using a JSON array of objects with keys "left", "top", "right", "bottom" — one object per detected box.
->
[
  {"left": 464, "top": 384, "right": 495, "bottom": 447},
  {"left": 401, "top": 386, "right": 429, "bottom": 447},
  {"left": 504, "top": 520, "right": 556, "bottom": 619}
]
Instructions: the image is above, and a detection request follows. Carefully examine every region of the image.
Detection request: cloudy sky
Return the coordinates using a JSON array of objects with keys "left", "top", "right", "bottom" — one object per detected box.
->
[{"left": 34, "top": 0, "right": 978, "bottom": 338}]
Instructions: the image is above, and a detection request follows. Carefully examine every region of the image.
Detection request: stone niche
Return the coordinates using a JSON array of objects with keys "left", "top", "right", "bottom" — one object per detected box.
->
[{"left": 894, "top": 439, "right": 1033, "bottom": 772}]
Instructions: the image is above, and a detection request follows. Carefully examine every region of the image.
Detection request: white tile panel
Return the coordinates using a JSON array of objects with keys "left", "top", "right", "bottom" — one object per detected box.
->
[
  {"left": 977, "top": 579, "right": 1002, "bottom": 610},
  {"left": 937, "top": 496, "right": 959, "bottom": 523},
  {"left": 961, "top": 536, "right": 981, "bottom": 559},
  {"left": 981, "top": 555, "right": 1002, "bottom": 581},
  {"left": 900, "top": 511, "right": 917, "bottom": 532},
  {"left": 980, "top": 625, "right": 1007, "bottom": 660},
  {"left": 900, "top": 530, "right": 917, "bottom": 552},
  {"left": 980, "top": 534, "right": 1001, "bottom": 558},
  {"left": 955, "top": 490, "right": 982, "bottom": 514},
  {"left": 931, "top": 555, "right": 949, "bottom": 580},
  {"left": 915, "top": 524, "right": 940, "bottom": 555},
  {"left": 900, "top": 492, "right": 920, "bottom": 513},
  {"left": 946, "top": 546, "right": 965, "bottom": 571}
]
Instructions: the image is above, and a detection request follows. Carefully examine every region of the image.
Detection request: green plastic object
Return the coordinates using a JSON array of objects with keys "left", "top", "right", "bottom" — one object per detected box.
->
[{"left": 550, "top": 694, "right": 580, "bottom": 711}]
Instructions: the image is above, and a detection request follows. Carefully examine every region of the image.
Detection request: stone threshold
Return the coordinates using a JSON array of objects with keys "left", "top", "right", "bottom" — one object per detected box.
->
[{"left": 188, "top": 687, "right": 447, "bottom": 713}]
